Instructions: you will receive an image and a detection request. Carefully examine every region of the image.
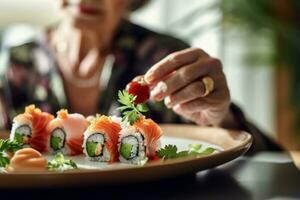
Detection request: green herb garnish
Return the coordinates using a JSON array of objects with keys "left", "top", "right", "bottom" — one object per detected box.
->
[
  {"left": 47, "top": 153, "right": 77, "bottom": 171},
  {"left": 0, "top": 153, "right": 10, "bottom": 168},
  {"left": 14, "top": 132, "right": 24, "bottom": 144},
  {"left": 117, "top": 90, "right": 149, "bottom": 125},
  {"left": 0, "top": 139, "right": 22, "bottom": 153},
  {"left": 0, "top": 139, "right": 22, "bottom": 168},
  {"left": 157, "top": 144, "right": 216, "bottom": 160}
]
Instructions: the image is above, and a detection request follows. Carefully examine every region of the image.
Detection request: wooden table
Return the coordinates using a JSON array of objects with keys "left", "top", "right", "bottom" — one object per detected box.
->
[{"left": 1, "top": 152, "right": 299, "bottom": 200}]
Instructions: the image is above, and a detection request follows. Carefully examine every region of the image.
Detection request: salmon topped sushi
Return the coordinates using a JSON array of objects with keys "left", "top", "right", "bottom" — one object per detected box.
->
[
  {"left": 10, "top": 105, "right": 54, "bottom": 152},
  {"left": 47, "top": 109, "right": 88, "bottom": 155},
  {"left": 119, "top": 116, "right": 162, "bottom": 164},
  {"left": 83, "top": 116, "right": 121, "bottom": 162}
]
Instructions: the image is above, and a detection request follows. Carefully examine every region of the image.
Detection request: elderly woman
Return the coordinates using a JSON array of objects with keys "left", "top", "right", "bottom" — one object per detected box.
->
[{"left": 0, "top": 0, "right": 280, "bottom": 153}]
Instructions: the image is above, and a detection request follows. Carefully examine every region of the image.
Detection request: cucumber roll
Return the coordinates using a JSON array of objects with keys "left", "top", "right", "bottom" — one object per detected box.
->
[
  {"left": 85, "top": 133, "right": 109, "bottom": 161},
  {"left": 119, "top": 116, "right": 162, "bottom": 164},
  {"left": 119, "top": 128, "right": 146, "bottom": 164},
  {"left": 10, "top": 105, "right": 54, "bottom": 152},
  {"left": 83, "top": 116, "right": 121, "bottom": 162},
  {"left": 50, "top": 128, "right": 66, "bottom": 152},
  {"left": 11, "top": 124, "right": 32, "bottom": 148},
  {"left": 47, "top": 109, "right": 88, "bottom": 155}
]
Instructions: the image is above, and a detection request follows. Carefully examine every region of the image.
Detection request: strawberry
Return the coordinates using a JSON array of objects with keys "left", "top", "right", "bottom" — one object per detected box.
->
[{"left": 126, "top": 81, "right": 150, "bottom": 104}]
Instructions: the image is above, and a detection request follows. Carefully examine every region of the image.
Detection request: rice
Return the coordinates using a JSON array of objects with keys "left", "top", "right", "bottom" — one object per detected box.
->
[
  {"left": 10, "top": 123, "right": 32, "bottom": 148},
  {"left": 118, "top": 127, "right": 146, "bottom": 164},
  {"left": 48, "top": 128, "right": 70, "bottom": 155},
  {"left": 83, "top": 131, "right": 111, "bottom": 162}
]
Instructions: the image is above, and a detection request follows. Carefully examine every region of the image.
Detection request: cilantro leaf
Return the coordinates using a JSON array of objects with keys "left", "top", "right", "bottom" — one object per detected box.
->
[
  {"left": 47, "top": 153, "right": 77, "bottom": 171},
  {"left": 117, "top": 90, "right": 149, "bottom": 125},
  {"left": 157, "top": 144, "right": 216, "bottom": 160},
  {"left": 117, "top": 106, "right": 130, "bottom": 112},
  {"left": 0, "top": 139, "right": 23, "bottom": 168},
  {"left": 188, "top": 144, "right": 202, "bottom": 152},
  {"left": 0, "top": 153, "right": 10, "bottom": 168},
  {"left": 176, "top": 150, "right": 190, "bottom": 158},
  {"left": 0, "top": 139, "right": 22, "bottom": 153},
  {"left": 157, "top": 144, "right": 178, "bottom": 159},
  {"left": 126, "top": 110, "right": 140, "bottom": 125},
  {"left": 136, "top": 104, "right": 149, "bottom": 112},
  {"left": 118, "top": 90, "right": 135, "bottom": 106},
  {"left": 197, "top": 147, "right": 215, "bottom": 156}
]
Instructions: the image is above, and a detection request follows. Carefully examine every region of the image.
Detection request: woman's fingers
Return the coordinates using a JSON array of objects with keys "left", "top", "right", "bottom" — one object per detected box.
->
[
  {"left": 145, "top": 48, "right": 208, "bottom": 84},
  {"left": 173, "top": 109, "right": 212, "bottom": 126},
  {"left": 151, "top": 57, "right": 222, "bottom": 101},
  {"left": 172, "top": 95, "right": 230, "bottom": 126},
  {"left": 165, "top": 71, "right": 227, "bottom": 107},
  {"left": 146, "top": 47, "right": 231, "bottom": 126},
  {"left": 164, "top": 80, "right": 206, "bottom": 108},
  {"left": 187, "top": 111, "right": 223, "bottom": 126},
  {"left": 173, "top": 89, "right": 230, "bottom": 114}
]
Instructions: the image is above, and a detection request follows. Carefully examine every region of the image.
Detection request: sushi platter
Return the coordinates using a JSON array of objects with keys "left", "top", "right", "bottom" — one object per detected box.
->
[
  {"left": 0, "top": 124, "right": 252, "bottom": 188},
  {"left": 0, "top": 82, "right": 252, "bottom": 188}
]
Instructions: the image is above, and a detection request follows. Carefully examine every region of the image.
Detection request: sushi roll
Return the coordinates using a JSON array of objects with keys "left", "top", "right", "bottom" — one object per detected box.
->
[
  {"left": 10, "top": 105, "right": 54, "bottom": 152},
  {"left": 83, "top": 116, "right": 121, "bottom": 162},
  {"left": 47, "top": 109, "right": 88, "bottom": 155},
  {"left": 86, "top": 114, "right": 101, "bottom": 124},
  {"left": 119, "top": 116, "right": 162, "bottom": 164}
]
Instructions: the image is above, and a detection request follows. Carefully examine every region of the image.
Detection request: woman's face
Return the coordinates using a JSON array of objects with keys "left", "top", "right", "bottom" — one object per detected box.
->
[{"left": 60, "top": 0, "right": 128, "bottom": 35}]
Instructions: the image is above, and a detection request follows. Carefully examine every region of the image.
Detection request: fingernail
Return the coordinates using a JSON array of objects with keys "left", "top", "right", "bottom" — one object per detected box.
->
[
  {"left": 150, "top": 88, "right": 162, "bottom": 100},
  {"left": 149, "top": 92, "right": 163, "bottom": 101},
  {"left": 150, "top": 81, "right": 168, "bottom": 100},
  {"left": 164, "top": 96, "right": 172, "bottom": 108},
  {"left": 150, "top": 88, "right": 160, "bottom": 99},
  {"left": 155, "top": 93, "right": 163, "bottom": 101},
  {"left": 173, "top": 104, "right": 181, "bottom": 112},
  {"left": 145, "top": 71, "right": 155, "bottom": 83}
]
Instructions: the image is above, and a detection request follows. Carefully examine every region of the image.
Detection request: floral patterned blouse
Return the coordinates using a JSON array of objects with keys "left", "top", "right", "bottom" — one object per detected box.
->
[{"left": 0, "top": 20, "right": 281, "bottom": 153}]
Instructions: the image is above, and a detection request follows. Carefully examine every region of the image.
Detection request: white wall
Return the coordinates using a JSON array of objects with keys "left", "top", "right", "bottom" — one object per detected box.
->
[{"left": 0, "top": 0, "right": 58, "bottom": 27}]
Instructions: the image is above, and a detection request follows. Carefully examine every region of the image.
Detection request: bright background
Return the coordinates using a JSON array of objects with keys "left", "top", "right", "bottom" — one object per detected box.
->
[{"left": 0, "top": 0, "right": 275, "bottom": 137}]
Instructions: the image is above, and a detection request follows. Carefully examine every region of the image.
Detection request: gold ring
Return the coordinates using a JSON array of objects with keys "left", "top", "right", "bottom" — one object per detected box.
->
[{"left": 202, "top": 76, "right": 214, "bottom": 97}]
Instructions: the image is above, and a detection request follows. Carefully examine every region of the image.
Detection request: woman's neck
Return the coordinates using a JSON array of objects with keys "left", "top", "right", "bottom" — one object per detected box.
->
[
  {"left": 51, "top": 22, "right": 106, "bottom": 115},
  {"left": 60, "top": 23, "right": 102, "bottom": 63}
]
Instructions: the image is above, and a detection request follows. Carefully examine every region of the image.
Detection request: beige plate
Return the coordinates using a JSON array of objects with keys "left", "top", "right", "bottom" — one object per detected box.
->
[{"left": 0, "top": 124, "right": 252, "bottom": 188}]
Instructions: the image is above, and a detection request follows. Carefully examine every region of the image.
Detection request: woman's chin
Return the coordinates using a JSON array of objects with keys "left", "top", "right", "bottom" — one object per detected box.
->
[
  {"left": 65, "top": 7, "right": 106, "bottom": 28},
  {"left": 67, "top": 15, "right": 106, "bottom": 31}
]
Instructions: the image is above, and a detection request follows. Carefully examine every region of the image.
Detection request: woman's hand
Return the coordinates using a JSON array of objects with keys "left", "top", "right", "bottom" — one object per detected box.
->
[{"left": 144, "top": 48, "right": 230, "bottom": 126}]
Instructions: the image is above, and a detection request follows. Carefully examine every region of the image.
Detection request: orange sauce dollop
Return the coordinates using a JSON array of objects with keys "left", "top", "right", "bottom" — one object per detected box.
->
[{"left": 7, "top": 148, "right": 47, "bottom": 172}]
